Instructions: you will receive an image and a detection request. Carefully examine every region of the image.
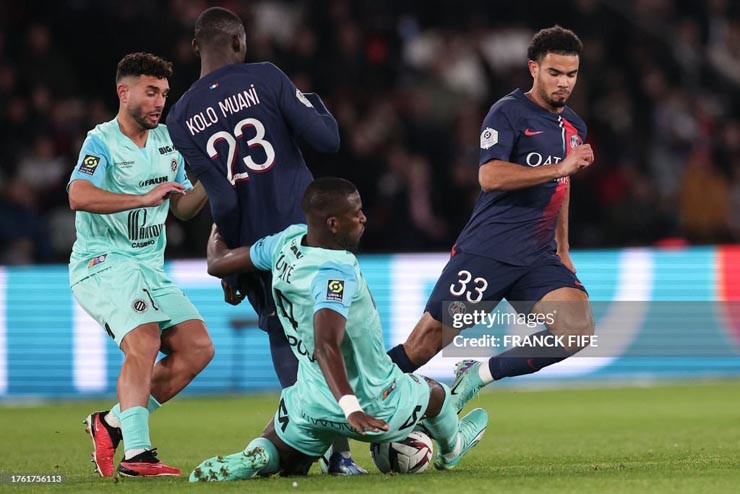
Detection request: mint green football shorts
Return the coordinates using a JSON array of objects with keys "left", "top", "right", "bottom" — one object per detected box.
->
[
  {"left": 71, "top": 260, "right": 203, "bottom": 347},
  {"left": 273, "top": 373, "right": 431, "bottom": 457}
]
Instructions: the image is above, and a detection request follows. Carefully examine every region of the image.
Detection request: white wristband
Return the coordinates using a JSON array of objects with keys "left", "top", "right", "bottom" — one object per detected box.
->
[{"left": 338, "top": 395, "right": 362, "bottom": 419}]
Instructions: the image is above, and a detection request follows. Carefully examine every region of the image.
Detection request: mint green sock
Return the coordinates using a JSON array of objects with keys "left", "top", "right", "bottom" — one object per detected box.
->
[
  {"left": 423, "top": 384, "right": 459, "bottom": 455},
  {"left": 119, "top": 406, "right": 151, "bottom": 453},
  {"left": 110, "top": 395, "right": 161, "bottom": 426},
  {"left": 245, "top": 437, "right": 280, "bottom": 475}
]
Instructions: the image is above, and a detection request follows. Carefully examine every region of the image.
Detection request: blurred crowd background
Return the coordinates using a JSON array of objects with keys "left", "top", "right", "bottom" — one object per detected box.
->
[{"left": 1, "top": 0, "right": 740, "bottom": 264}]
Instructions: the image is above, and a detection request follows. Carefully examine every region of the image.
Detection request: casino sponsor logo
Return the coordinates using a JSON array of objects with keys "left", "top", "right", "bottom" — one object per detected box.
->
[
  {"left": 525, "top": 152, "right": 563, "bottom": 167},
  {"left": 78, "top": 155, "right": 100, "bottom": 175},
  {"left": 138, "top": 176, "right": 168, "bottom": 188},
  {"left": 127, "top": 209, "right": 165, "bottom": 248},
  {"left": 480, "top": 127, "right": 498, "bottom": 149},
  {"left": 132, "top": 299, "right": 148, "bottom": 313},
  {"left": 326, "top": 280, "right": 344, "bottom": 302}
]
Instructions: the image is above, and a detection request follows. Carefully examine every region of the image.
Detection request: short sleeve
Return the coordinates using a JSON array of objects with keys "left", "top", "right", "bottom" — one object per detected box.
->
[
  {"left": 249, "top": 232, "right": 284, "bottom": 271},
  {"left": 310, "top": 261, "right": 359, "bottom": 319},
  {"left": 174, "top": 153, "right": 193, "bottom": 190},
  {"left": 68, "top": 135, "right": 110, "bottom": 189},
  {"left": 479, "top": 105, "right": 517, "bottom": 166}
]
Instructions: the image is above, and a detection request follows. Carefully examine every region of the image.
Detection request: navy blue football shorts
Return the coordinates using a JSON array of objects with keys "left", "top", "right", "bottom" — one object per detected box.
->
[{"left": 425, "top": 250, "right": 587, "bottom": 321}]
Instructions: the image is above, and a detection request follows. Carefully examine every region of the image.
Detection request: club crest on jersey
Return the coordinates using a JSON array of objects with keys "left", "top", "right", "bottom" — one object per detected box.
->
[
  {"left": 448, "top": 300, "right": 467, "bottom": 317},
  {"left": 296, "top": 89, "right": 313, "bottom": 108},
  {"left": 326, "top": 280, "right": 344, "bottom": 302},
  {"left": 480, "top": 127, "right": 498, "bottom": 149},
  {"left": 570, "top": 134, "right": 582, "bottom": 149},
  {"left": 78, "top": 155, "right": 100, "bottom": 175},
  {"left": 170, "top": 158, "right": 178, "bottom": 172}
]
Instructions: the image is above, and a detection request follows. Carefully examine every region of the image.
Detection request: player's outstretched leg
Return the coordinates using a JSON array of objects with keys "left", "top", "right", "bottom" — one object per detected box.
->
[
  {"left": 433, "top": 408, "right": 488, "bottom": 470},
  {"left": 421, "top": 379, "right": 488, "bottom": 470},
  {"left": 115, "top": 324, "right": 181, "bottom": 477},
  {"left": 449, "top": 360, "right": 486, "bottom": 413},
  {"left": 190, "top": 437, "right": 280, "bottom": 482}
]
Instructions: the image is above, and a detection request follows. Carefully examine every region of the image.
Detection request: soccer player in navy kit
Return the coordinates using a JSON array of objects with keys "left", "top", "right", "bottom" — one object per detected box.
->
[
  {"left": 386, "top": 26, "right": 596, "bottom": 411},
  {"left": 166, "top": 7, "right": 364, "bottom": 474}
]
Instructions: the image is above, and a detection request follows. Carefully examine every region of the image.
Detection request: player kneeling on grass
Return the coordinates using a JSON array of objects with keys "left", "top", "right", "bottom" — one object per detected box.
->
[{"left": 190, "top": 178, "right": 488, "bottom": 481}]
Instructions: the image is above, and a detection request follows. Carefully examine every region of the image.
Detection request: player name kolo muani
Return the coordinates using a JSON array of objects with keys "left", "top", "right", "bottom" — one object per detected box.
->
[{"left": 184, "top": 85, "right": 261, "bottom": 136}]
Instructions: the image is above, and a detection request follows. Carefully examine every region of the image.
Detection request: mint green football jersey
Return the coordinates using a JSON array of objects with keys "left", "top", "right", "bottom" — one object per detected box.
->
[
  {"left": 68, "top": 119, "right": 192, "bottom": 285},
  {"left": 250, "top": 224, "right": 403, "bottom": 415}
]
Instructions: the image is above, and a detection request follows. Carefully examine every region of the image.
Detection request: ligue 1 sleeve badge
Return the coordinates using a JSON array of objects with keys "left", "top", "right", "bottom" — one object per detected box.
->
[{"left": 480, "top": 128, "right": 498, "bottom": 149}]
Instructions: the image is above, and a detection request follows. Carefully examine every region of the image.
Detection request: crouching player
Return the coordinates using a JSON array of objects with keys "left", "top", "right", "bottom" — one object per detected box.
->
[{"left": 190, "top": 178, "right": 488, "bottom": 481}]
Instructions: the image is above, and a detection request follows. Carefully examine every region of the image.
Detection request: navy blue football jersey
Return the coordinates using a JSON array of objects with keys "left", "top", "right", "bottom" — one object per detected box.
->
[
  {"left": 454, "top": 89, "right": 587, "bottom": 266},
  {"left": 166, "top": 62, "right": 340, "bottom": 326},
  {"left": 166, "top": 62, "right": 339, "bottom": 248}
]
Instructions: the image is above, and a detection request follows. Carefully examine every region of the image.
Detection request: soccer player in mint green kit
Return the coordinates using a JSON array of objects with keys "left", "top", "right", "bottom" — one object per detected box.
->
[
  {"left": 69, "top": 53, "right": 213, "bottom": 477},
  {"left": 189, "top": 178, "right": 488, "bottom": 481}
]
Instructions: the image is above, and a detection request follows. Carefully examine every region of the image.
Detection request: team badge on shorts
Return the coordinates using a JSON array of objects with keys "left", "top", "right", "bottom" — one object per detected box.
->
[
  {"left": 132, "top": 299, "right": 148, "bottom": 313},
  {"left": 480, "top": 127, "right": 498, "bottom": 149},
  {"left": 326, "top": 280, "right": 344, "bottom": 302},
  {"left": 78, "top": 155, "right": 100, "bottom": 175}
]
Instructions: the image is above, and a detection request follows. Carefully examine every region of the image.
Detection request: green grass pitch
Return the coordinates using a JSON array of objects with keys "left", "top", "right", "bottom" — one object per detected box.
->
[{"left": 1, "top": 381, "right": 739, "bottom": 493}]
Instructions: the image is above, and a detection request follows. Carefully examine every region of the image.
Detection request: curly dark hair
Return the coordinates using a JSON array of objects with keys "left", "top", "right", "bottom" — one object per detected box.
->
[
  {"left": 115, "top": 52, "right": 173, "bottom": 82},
  {"left": 527, "top": 26, "right": 583, "bottom": 62}
]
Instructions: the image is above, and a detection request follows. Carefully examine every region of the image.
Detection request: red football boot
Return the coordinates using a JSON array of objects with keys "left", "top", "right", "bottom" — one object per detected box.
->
[
  {"left": 118, "top": 449, "right": 182, "bottom": 477},
  {"left": 83, "top": 411, "right": 122, "bottom": 477}
]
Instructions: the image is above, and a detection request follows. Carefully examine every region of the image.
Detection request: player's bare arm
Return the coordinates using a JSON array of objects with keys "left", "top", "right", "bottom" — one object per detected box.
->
[
  {"left": 478, "top": 143, "right": 594, "bottom": 192},
  {"left": 169, "top": 180, "right": 208, "bottom": 220},
  {"left": 206, "top": 224, "right": 257, "bottom": 278},
  {"left": 313, "top": 309, "right": 389, "bottom": 435},
  {"left": 68, "top": 179, "right": 185, "bottom": 213}
]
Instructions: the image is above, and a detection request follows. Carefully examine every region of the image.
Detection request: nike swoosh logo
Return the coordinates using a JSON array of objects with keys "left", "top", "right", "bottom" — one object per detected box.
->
[
  {"left": 450, "top": 380, "right": 462, "bottom": 395},
  {"left": 524, "top": 129, "right": 544, "bottom": 136}
]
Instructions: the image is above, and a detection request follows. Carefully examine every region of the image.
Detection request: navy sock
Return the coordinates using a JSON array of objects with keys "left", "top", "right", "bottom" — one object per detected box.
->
[
  {"left": 387, "top": 344, "right": 419, "bottom": 373},
  {"left": 267, "top": 318, "right": 299, "bottom": 388},
  {"left": 488, "top": 329, "right": 571, "bottom": 380}
]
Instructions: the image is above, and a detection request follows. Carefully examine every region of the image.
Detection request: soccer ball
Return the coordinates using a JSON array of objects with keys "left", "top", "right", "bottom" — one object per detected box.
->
[{"left": 370, "top": 431, "right": 434, "bottom": 473}]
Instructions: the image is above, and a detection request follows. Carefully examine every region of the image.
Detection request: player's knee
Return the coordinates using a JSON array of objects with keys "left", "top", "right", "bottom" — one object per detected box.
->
[
  {"left": 188, "top": 337, "right": 215, "bottom": 373},
  {"left": 550, "top": 306, "right": 594, "bottom": 352},
  {"left": 121, "top": 329, "right": 161, "bottom": 363}
]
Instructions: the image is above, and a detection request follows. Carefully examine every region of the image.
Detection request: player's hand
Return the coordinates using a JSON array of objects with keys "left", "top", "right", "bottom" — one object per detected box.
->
[
  {"left": 557, "top": 144, "right": 594, "bottom": 177},
  {"left": 140, "top": 182, "right": 186, "bottom": 207},
  {"left": 222, "top": 279, "right": 246, "bottom": 305},
  {"left": 347, "top": 411, "right": 389, "bottom": 435},
  {"left": 557, "top": 250, "right": 577, "bottom": 273}
]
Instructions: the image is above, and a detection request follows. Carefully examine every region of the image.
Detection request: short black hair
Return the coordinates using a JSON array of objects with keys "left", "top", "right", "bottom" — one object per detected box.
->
[
  {"left": 194, "top": 7, "right": 245, "bottom": 46},
  {"left": 115, "top": 52, "right": 173, "bottom": 82},
  {"left": 302, "top": 177, "right": 359, "bottom": 217},
  {"left": 527, "top": 26, "right": 583, "bottom": 62}
]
